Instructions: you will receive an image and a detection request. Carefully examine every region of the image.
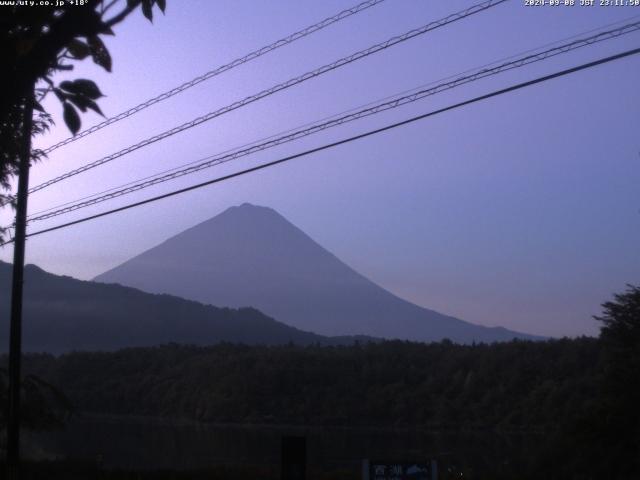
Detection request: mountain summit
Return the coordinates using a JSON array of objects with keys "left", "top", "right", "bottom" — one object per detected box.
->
[{"left": 95, "top": 203, "right": 539, "bottom": 343}]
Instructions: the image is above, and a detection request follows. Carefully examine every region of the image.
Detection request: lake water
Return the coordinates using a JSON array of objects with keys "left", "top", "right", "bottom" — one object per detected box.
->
[{"left": 26, "top": 414, "right": 546, "bottom": 478}]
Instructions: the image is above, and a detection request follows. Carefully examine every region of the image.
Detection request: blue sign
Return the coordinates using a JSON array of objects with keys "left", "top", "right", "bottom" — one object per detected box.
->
[{"left": 368, "top": 461, "right": 435, "bottom": 480}]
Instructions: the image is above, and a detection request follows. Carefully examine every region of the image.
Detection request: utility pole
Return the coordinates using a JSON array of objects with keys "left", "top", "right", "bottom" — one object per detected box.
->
[{"left": 6, "top": 94, "right": 34, "bottom": 480}]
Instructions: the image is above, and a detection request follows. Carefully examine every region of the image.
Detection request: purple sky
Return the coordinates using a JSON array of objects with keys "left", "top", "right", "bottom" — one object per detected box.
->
[{"left": 1, "top": 0, "right": 639, "bottom": 337}]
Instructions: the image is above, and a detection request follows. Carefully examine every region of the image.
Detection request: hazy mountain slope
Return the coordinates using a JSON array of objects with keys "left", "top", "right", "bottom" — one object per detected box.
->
[
  {"left": 0, "top": 261, "right": 358, "bottom": 353},
  {"left": 94, "top": 203, "right": 540, "bottom": 343}
]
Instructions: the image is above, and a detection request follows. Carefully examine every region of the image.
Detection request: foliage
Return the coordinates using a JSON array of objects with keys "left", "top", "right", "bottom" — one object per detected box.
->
[
  {"left": 593, "top": 285, "right": 640, "bottom": 478},
  {"left": 0, "top": 367, "right": 72, "bottom": 432},
  {"left": 10, "top": 337, "right": 627, "bottom": 477},
  {"left": 0, "top": 0, "right": 166, "bottom": 240},
  {"left": 3, "top": 325, "right": 638, "bottom": 477},
  {"left": 16, "top": 339, "right": 601, "bottom": 430},
  {"left": 596, "top": 284, "right": 640, "bottom": 346}
]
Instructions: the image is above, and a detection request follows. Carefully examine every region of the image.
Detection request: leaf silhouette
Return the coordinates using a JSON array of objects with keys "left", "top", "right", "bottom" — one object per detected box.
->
[
  {"left": 88, "top": 35, "right": 112, "bottom": 72},
  {"left": 63, "top": 102, "right": 81, "bottom": 135},
  {"left": 66, "top": 39, "right": 90, "bottom": 60},
  {"left": 142, "top": 0, "right": 153, "bottom": 22},
  {"left": 60, "top": 79, "right": 104, "bottom": 99}
]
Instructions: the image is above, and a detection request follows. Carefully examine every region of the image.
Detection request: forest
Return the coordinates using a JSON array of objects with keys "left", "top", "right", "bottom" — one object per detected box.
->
[
  {"left": 1, "top": 285, "right": 639, "bottom": 479},
  {"left": 17, "top": 338, "right": 600, "bottom": 430}
]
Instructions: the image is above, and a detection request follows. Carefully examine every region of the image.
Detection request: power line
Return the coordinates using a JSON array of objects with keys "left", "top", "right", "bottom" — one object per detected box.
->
[
  {"left": 25, "top": 21, "right": 640, "bottom": 223},
  {"left": 41, "top": 0, "right": 388, "bottom": 155},
  {"left": 26, "top": 14, "right": 640, "bottom": 219},
  {"left": 3, "top": 45, "right": 637, "bottom": 246},
  {"left": 27, "top": 0, "right": 507, "bottom": 196}
]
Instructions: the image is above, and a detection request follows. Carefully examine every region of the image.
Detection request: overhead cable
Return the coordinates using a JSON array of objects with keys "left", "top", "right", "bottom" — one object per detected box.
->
[
  {"left": 28, "top": 0, "right": 508, "bottom": 195},
  {"left": 2, "top": 45, "right": 636, "bottom": 246},
  {"left": 26, "top": 21, "right": 640, "bottom": 223},
  {"left": 27, "top": 13, "right": 640, "bottom": 218},
  {"left": 41, "top": 0, "right": 389, "bottom": 154}
]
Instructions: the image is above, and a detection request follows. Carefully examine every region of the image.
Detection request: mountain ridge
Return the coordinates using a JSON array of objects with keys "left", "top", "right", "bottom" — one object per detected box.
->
[
  {"left": 94, "top": 203, "right": 542, "bottom": 343},
  {"left": 0, "top": 260, "right": 373, "bottom": 353}
]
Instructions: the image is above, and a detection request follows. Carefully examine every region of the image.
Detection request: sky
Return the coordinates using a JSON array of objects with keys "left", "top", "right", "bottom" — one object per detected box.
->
[{"left": 1, "top": 0, "right": 639, "bottom": 338}]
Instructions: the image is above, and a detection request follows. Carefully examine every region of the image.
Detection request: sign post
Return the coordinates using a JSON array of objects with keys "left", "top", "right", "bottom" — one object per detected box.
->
[{"left": 281, "top": 436, "right": 306, "bottom": 480}]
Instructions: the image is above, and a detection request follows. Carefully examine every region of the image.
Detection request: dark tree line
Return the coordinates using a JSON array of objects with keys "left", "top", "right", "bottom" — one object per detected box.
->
[
  {"left": 0, "top": 367, "right": 71, "bottom": 432},
  {"left": 3, "top": 337, "right": 623, "bottom": 478},
  {"left": 15, "top": 338, "right": 602, "bottom": 430},
  {"left": 1, "top": 285, "right": 638, "bottom": 478}
]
